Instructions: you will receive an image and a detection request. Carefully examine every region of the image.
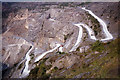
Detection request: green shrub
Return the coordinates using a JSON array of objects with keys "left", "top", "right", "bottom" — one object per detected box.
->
[
  {"left": 28, "top": 58, "right": 51, "bottom": 79},
  {"left": 54, "top": 66, "right": 58, "bottom": 70},
  {"left": 18, "top": 63, "right": 23, "bottom": 69},
  {"left": 87, "top": 13, "right": 101, "bottom": 36},
  {"left": 29, "top": 67, "right": 39, "bottom": 78},
  {"left": 91, "top": 40, "right": 104, "bottom": 52},
  {"left": 14, "top": 62, "right": 18, "bottom": 67},
  {"left": 59, "top": 52, "right": 66, "bottom": 54},
  {"left": 51, "top": 66, "right": 58, "bottom": 73},
  {"left": 64, "top": 32, "right": 73, "bottom": 40}
]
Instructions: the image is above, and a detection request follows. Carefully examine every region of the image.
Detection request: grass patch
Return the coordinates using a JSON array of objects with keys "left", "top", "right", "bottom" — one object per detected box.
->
[
  {"left": 28, "top": 58, "right": 51, "bottom": 79},
  {"left": 90, "top": 40, "right": 104, "bottom": 52},
  {"left": 28, "top": 38, "right": 120, "bottom": 78},
  {"left": 59, "top": 38, "right": 119, "bottom": 78}
]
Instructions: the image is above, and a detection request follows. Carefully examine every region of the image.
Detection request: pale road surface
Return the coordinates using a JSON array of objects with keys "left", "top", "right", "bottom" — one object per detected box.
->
[
  {"left": 82, "top": 7, "right": 113, "bottom": 41},
  {"left": 21, "top": 43, "right": 62, "bottom": 77},
  {"left": 21, "top": 46, "right": 34, "bottom": 78},
  {"left": 70, "top": 7, "right": 113, "bottom": 52},
  {"left": 59, "top": 46, "right": 63, "bottom": 52},
  {"left": 3, "top": 39, "right": 31, "bottom": 63},
  {"left": 69, "top": 22, "right": 97, "bottom": 52},
  {"left": 69, "top": 24, "right": 83, "bottom": 52},
  {"left": 34, "top": 43, "right": 61, "bottom": 62},
  {"left": 20, "top": 7, "right": 113, "bottom": 78},
  {"left": 79, "top": 23, "right": 97, "bottom": 40},
  {"left": 49, "top": 18, "right": 55, "bottom": 21}
]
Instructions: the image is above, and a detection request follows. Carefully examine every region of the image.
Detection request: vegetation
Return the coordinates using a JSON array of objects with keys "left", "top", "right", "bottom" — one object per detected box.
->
[
  {"left": 28, "top": 58, "right": 51, "bottom": 79},
  {"left": 57, "top": 2, "right": 90, "bottom": 8},
  {"left": 64, "top": 32, "right": 73, "bottom": 40},
  {"left": 27, "top": 38, "right": 120, "bottom": 78},
  {"left": 86, "top": 13, "right": 101, "bottom": 36},
  {"left": 58, "top": 51, "right": 66, "bottom": 54},
  {"left": 48, "top": 38, "right": 119, "bottom": 78},
  {"left": 93, "top": 25, "right": 101, "bottom": 36},
  {"left": 18, "top": 63, "right": 23, "bottom": 69},
  {"left": 65, "top": 38, "right": 119, "bottom": 78},
  {"left": 76, "top": 47, "right": 80, "bottom": 51},
  {"left": 30, "top": 53, "right": 34, "bottom": 59},
  {"left": 51, "top": 67, "right": 58, "bottom": 73},
  {"left": 90, "top": 40, "right": 104, "bottom": 52},
  {"left": 14, "top": 62, "right": 19, "bottom": 67}
]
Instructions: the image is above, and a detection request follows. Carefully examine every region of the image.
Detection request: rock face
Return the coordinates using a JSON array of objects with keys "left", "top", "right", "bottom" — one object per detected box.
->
[
  {"left": 2, "top": 4, "right": 90, "bottom": 67},
  {"left": 1, "top": 2, "right": 119, "bottom": 78},
  {"left": 2, "top": 35, "right": 31, "bottom": 66},
  {"left": 52, "top": 54, "right": 79, "bottom": 69}
]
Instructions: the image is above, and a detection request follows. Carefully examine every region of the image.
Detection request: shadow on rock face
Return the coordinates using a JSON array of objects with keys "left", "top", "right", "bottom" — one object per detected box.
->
[
  {"left": 0, "top": 62, "right": 10, "bottom": 78},
  {"left": 1, "top": 63, "right": 9, "bottom": 71}
]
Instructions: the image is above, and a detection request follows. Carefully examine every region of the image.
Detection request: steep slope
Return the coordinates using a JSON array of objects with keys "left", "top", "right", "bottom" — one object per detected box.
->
[{"left": 2, "top": 2, "right": 119, "bottom": 78}]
